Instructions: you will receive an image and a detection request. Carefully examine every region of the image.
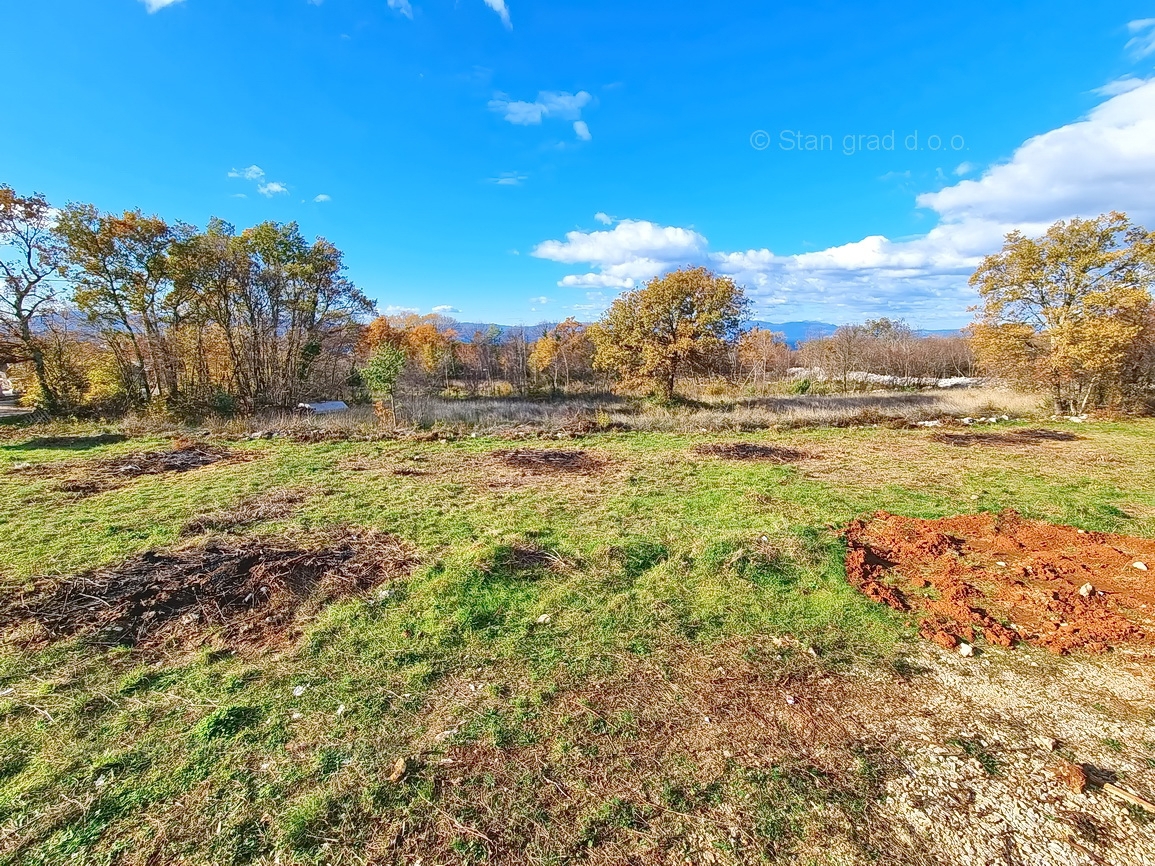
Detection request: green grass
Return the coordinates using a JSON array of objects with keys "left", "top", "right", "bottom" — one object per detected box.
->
[{"left": 0, "top": 420, "right": 1154, "bottom": 863}]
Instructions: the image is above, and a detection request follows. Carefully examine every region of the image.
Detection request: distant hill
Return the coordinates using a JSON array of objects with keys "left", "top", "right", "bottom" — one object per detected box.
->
[
  {"left": 452, "top": 322, "right": 556, "bottom": 343},
  {"left": 450, "top": 320, "right": 961, "bottom": 348},
  {"left": 747, "top": 321, "right": 839, "bottom": 346}
]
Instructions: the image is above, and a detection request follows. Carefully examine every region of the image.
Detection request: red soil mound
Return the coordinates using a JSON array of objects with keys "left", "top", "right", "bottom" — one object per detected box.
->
[{"left": 844, "top": 510, "right": 1155, "bottom": 654}]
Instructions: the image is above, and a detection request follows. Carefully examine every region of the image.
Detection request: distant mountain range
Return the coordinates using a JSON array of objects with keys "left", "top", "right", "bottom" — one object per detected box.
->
[{"left": 452, "top": 320, "right": 961, "bottom": 348}]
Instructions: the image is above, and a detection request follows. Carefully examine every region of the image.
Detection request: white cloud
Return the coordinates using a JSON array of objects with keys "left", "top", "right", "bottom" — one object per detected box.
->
[
  {"left": 490, "top": 172, "right": 527, "bottom": 186},
  {"left": 482, "top": 0, "right": 512, "bottom": 29},
  {"left": 533, "top": 219, "right": 706, "bottom": 276},
  {"left": 489, "top": 91, "right": 592, "bottom": 126},
  {"left": 529, "top": 296, "right": 549, "bottom": 305},
  {"left": 381, "top": 305, "right": 419, "bottom": 316},
  {"left": 1095, "top": 76, "right": 1146, "bottom": 97},
  {"left": 954, "top": 162, "right": 976, "bottom": 176},
  {"left": 573, "top": 120, "right": 592, "bottom": 141},
  {"left": 314, "top": 194, "right": 332, "bottom": 203},
  {"left": 388, "top": 0, "right": 414, "bottom": 19},
  {"left": 258, "top": 182, "right": 289, "bottom": 197},
  {"left": 916, "top": 79, "right": 1155, "bottom": 225},
  {"left": 228, "top": 165, "right": 265, "bottom": 181},
  {"left": 594, "top": 212, "right": 613, "bottom": 225},
  {"left": 532, "top": 77, "right": 1155, "bottom": 326},
  {"left": 140, "top": 0, "right": 184, "bottom": 12},
  {"left": 432, "top": 305, "right": 460, "bottom": 314},
  {"left": 1126, "top": 19, "right": 1155, "bottom": 59}
]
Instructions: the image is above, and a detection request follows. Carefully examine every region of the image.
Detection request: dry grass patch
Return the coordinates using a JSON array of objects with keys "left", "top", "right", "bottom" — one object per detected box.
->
[
  {"left": 0, "top": 527, "right": 416, "bottom": 653},
  {"left": 693, "top": 442, "right": 808, "bottom": 462},
  {"left": 14, "top": 441, "right": 255, "bottom": 498},
  {"left": 490, "top": 447, "right": 605, "bottom": 474},
  {"left": 180, "top": 487, "right": 313, "bottom": 536},
  {"left": 385, "top": 640, "right": 920, "bottom": 865},
  {"left": 930, "top": 427, "right": 1082, "bottom": 447}
]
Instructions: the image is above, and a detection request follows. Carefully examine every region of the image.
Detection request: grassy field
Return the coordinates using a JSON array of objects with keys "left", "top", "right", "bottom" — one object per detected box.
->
[{"left": 0, "top": 417, "right": 1154, "bottom": 864}]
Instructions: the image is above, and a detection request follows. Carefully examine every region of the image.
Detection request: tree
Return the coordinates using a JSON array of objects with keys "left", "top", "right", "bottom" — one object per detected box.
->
[
  {"left": 737, "top": 327, "right": 790, "bottom": 388},
  {"left": 0, "top": 185, "right": 68, "bottom": 410},
  {"left": 590, "top": 267, "right": 748, "bottom": 399},
  {"left": 529, "top": 318, "right": 593, "bottom": 392},
  {"left": 56, "top": 204, "right": 187, "bottom": 403},
  {"left": 969, "top": 212, "right": 1155, "bottom": 413},
  {"left": 362, "top": 343, "right": 406, "bottom": 421},
  {"left": 170, "top": 220, "right": 372, "bottom": 409}
]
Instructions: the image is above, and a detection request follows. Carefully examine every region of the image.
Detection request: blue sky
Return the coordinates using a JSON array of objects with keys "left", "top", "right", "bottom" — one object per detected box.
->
[{"left": 3, "top": 1, "right": 1155, "bottom": 327}]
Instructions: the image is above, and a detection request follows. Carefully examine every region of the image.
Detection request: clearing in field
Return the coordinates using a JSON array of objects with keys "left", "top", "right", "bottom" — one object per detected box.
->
[{"left": 0, "top": 421, "right": 1154, "bottom": 865}]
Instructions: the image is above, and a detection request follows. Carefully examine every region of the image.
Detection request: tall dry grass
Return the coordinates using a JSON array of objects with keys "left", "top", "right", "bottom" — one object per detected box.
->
[{"left": 24, "top": 386, "right": 1043, "bottom": 440}]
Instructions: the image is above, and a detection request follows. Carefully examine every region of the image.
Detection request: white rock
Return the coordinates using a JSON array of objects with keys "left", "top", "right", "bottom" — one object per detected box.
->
[
  {"left": 536, "top": 613, "right": 552, "bottom": 624},
  {"left": 958, "top": 642, "right": 975, "bottom": 657},
  {"left": 1133, "top": 562, "right": 1149, "bottom": 571},
  {"left": 1078, "top": 583, "right": 1094, "bottom": 598},
  {"left": 293, "top": 685, "right": 307, "bottom": 697}
]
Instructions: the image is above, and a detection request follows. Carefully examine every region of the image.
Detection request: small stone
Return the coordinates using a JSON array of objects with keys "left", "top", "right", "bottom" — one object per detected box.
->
[
  {"left": 996, "top": 561, "right": 1007, "bottom": 567},
  {"left": 387, "top": 757, "right": 408, "bottom": 783},
  {"left": 293, "top": 685, "right": 307, "bottom": 697},
  {"left": 1034, "top": 735, "right": 1057, "bottom": 751},
  {"left": 958, "top": 642, "right": 975, "bottom": 657},
  {"left": 785, "top": 695, "right": 797, "bottom": 705},
  {"left": 1133, "top": 562, "right": 1149, "bottom": 571},
  {"left": 1078, "top": 583, "right": 1094, "bottom": 598},
  {"left": 336, "top": 704, "right": 346, "bottom": 716},
  {"left": 536, "top": 614, "right": 552, "bottom": 624},
  {"left": 1049, "top": 760, "right": 1086, "bottom": 793}
]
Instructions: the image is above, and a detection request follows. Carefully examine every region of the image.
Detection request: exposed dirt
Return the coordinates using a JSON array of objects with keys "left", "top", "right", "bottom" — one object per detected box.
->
[
  {"left": 15, "top": 441, "right": 254, "bottom": 497},
  {"left": 490, "top": 447, "right": 604, "bottom": 474},
  {"left": 0, "top": 528, "right": 416, "bottom": 652},
  {"left": 180, "top": 487, "right": 313, "bottom": 536},
  {"left": 693, "top": 442, "right": 808, "bottom": 462},
  {"left": 844, "top": 510, "right": 1155, "bottom": 654},
  {"left": 931, "top": 428, "right": 1082, "bottom": 447}
]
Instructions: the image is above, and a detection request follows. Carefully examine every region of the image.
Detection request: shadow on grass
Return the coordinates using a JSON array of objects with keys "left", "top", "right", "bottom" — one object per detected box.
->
[{"left": 2, "top": 433, "right": 129, "bottom": 451}]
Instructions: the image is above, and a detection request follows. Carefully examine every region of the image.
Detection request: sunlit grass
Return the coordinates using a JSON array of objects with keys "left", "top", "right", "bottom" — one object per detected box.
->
[{"left": 0, "top": 419, "right": 1153, "bottom": 863}]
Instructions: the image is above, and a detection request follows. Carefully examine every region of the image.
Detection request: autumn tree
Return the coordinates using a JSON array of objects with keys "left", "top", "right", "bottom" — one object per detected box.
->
[
  {"left": 170, "top": 219, "right": 371, "bottom": 408},
  {"left": 969, "top": 212, "right": 1155, "bottom": 413},
  {"left": 0, "top": 185, "right": 69, "bottom": 410},
  {"left": 529, "top": 318, "right": 594, "bottom": 391},
  {"left": 56, "top": 205, "right": 189, "bottom": 403},
  {"left": 590, "top": 267, "right": 748, "bottom": 399},
  {"left": 737, "top": 327, "right": 790, "bottom": 388}
]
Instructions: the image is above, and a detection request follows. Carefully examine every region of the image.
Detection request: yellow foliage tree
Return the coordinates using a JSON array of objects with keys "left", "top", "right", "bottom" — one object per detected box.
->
[
  {"left": 589, "top": 267, "right": 748, "bottom": 400},
  {"left": 969, "top": 212, "right": 1155, "bottom": 413}
]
